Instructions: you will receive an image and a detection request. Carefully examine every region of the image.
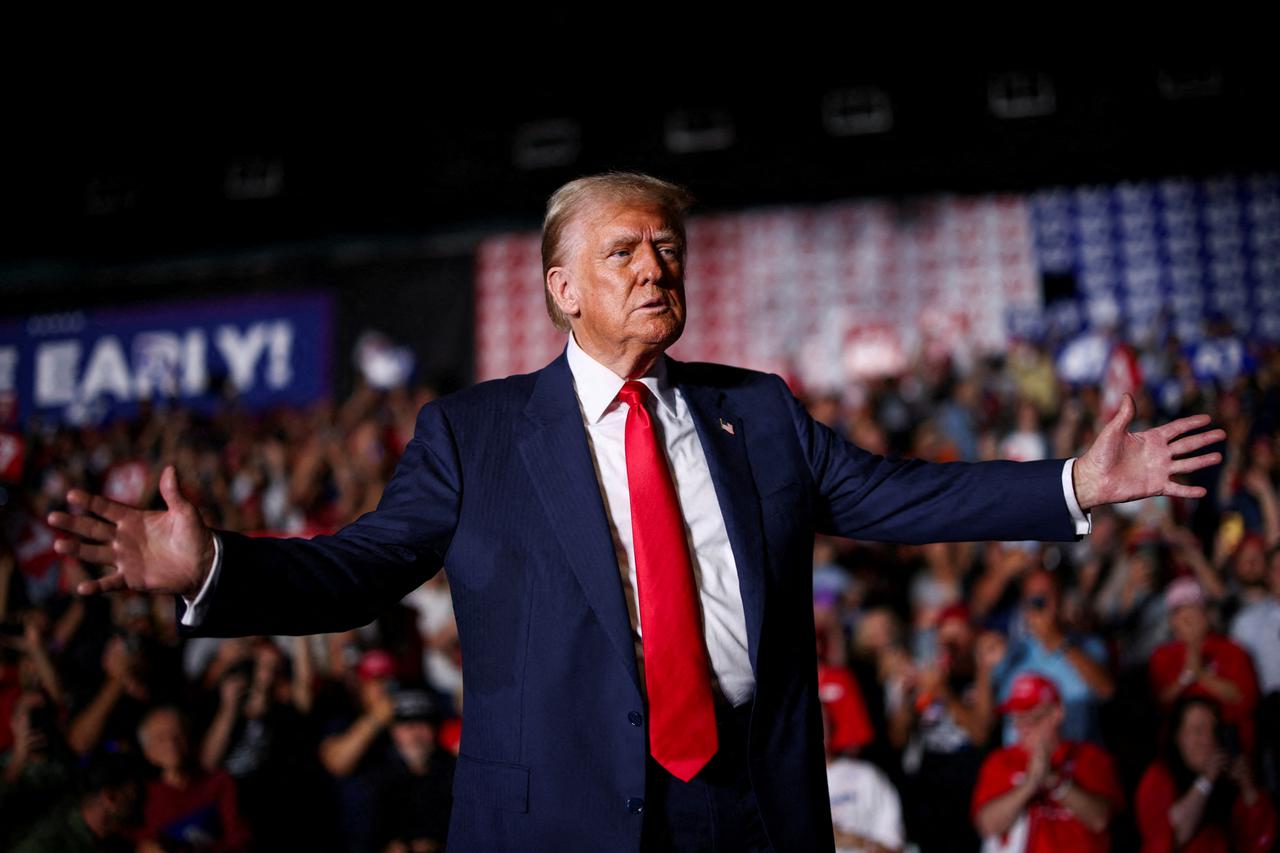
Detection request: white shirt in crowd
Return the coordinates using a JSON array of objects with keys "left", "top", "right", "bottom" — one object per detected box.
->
[
  {"left": 1231, "top": 597, "right": 1280, "bottom": 694},
  {"left": 826, "top": 757, "right": 906, "bottom": 852}
]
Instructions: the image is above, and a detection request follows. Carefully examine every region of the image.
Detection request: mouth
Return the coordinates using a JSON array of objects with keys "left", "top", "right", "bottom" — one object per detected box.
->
[{"left": 634, "top": 298, "right": 669, "bottom": 313}]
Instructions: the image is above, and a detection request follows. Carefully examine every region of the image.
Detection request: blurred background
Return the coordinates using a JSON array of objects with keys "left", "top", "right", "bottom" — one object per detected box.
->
[{"left": 2, "top": 65, "right": 1279, "bottom": 851}]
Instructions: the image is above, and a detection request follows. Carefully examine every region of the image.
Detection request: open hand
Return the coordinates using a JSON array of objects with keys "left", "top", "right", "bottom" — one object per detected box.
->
[
  {"left": 1072, "top": 394, "right": 1225, "bottom": 511},
  {"left": 46, "top": 464, "right": 214, "bottom": 599}
]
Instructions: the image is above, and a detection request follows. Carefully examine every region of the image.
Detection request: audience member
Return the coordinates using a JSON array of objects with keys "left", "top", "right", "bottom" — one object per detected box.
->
[
  {"left": 972, "top": 673, "right": 1124, "bottom": 853},
  {"left": 991, "top": 569, "right": 1114, "bottom": 745},
  {"left": 136, "top": 705, "right": 252, "bottom": 851},
  {"left": 824, "top": 702, "right": 905, "bottom": 853},
  {"left": 1134, "top": 696, "right": 1276, "bottom": 852},
  {"left": 1148, "top": 578, "right": 1260, "bottom": 752}
]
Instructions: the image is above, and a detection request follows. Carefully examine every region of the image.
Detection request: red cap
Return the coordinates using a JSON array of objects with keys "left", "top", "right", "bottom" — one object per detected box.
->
[
  {"left": 356, "top": 649, "right": 396, "bottom": 681},
  {"left": 998, "top": 672, "right": 1060, "bottom": 714},
  {"left": 936, "top": 602, "right": 971, "bottom": 627}
]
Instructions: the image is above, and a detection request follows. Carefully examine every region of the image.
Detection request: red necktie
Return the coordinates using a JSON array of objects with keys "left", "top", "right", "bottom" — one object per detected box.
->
[{"left": 617, "top": 380, "right": 718, "bottom": 782}]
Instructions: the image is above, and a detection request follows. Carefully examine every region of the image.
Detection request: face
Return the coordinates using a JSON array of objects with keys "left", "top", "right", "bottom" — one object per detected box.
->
[
  {"left": 1234, "top": 538, "right": 1265, "bottom": 586},
  {"left": 1021, "top": 572, "right": 1059, "bottom": 635},
  {"left": 140, "top": 710, "right": 187, "bottom": 772},
  {"left": 937, "top": 618, "right": 973, "bottom": 664},
  {"left": 1175, "top": 703, "right": 1218, "bottom": 773},
  {"left": 391, "top": 719, "right": 436, "bottom": 760},
  {"left": 548, "top": 201, "right": 686, "bottom": 371},
  {"left": 1010, "top": 702, "right": 1063, "bottom": 752},
  {"left": 1170, "top": 603, "right": 1209, "bottom": 644}
]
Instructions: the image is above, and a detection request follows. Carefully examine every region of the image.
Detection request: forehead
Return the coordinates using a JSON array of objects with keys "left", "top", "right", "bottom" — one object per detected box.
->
[
  {"left": 144, "top": 712, "right": 182, "bottom": 734},
  {"left": 1180, "top": 704, "right": 1215, "bottom": 730},
  {"left": 571, "top": 198, "right": 680, "bottom": 245},
  {"left": 1011, "top": 703, "right": 1054, "bottom": 724},
  {"left": 1022, "top": 574, "right": 1053, "bottom": 595}
]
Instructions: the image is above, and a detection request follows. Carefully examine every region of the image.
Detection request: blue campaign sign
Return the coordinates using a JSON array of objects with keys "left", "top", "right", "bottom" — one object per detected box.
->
[
  {"left": 0, "top": 292, "right": 333, "bottom": 426},
  {"left": 1187, "top": 336, "right": 1251, "bottom": 382}
]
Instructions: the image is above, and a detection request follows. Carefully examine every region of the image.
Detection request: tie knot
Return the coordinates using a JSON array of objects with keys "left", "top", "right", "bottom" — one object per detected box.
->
[{"left": 617, "top": 380, "right": 650, "bottom": 408}]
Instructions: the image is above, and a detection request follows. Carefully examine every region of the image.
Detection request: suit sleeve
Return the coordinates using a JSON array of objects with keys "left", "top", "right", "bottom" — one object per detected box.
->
[
  {"left": 176, "top": 400, "right": 462, "bottom": 637},
  {"left": 771, "top": 374, "right": 1081, "bottom": 544}
]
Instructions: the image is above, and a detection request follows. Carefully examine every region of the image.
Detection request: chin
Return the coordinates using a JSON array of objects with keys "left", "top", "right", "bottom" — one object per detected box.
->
[{"left": 649, "top": 317, "right": 685, "bottom": 349}]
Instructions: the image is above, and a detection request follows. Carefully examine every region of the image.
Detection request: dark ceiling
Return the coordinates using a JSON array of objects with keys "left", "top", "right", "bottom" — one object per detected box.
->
[{"left": 5, "top": 64, "right": 1277, "bottom": 276}]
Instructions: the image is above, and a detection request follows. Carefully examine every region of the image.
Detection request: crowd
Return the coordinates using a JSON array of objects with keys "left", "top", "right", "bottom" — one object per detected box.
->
[{"left": 1, "top": 328, "right": 1278, "bottom": 852}]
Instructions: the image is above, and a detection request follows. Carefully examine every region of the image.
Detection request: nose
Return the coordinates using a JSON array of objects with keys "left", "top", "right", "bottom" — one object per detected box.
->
[{"left": 637, "top": 241, "right": 667, "bottom": 285}]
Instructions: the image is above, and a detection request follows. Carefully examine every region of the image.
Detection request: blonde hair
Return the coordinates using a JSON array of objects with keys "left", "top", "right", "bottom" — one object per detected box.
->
[{"left": 541, "top": 172, "right": 694, "bottom": 332}]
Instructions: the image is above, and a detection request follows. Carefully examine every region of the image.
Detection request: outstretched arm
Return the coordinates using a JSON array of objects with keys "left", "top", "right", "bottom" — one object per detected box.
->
[
  {"left": 46, "top": 401, "right": 462, "bottom": 638},
  {"left": 777, "top": 378, "right": 1222, "bottom": 544}
]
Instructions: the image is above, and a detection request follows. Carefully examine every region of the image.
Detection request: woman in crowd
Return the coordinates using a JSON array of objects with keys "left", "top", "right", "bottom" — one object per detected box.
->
[{"left": 1135, "top": 695, "right": 1275, "bottom": 852}]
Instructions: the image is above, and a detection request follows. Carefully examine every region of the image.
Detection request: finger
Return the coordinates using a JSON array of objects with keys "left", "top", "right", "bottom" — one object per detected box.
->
[
  {"left": 1156, "top": 413, "right": 1213, "bottom": 441},
  {"left": 1170, "top": 452, "right": 1223, "bottom": 475},
  {"left": 53, "top": 538, "right": 116, "bottom": 566},
  {"left": 1168, "top": 429, "right": 1227, "bottom": 457},
  {"left": 75, "top": 570, "right": 128, "bottom": 596},
  {"left": 46, "top": 511, "right": 116, "bottom": 542},
  {"left": 65, "top": 489, "right": 132, "bottom": 523},
  {"left": 1163, "top": 482, "right": 1208, "bottom": 499},
  {"left": 1107, "top": 393, "right": 1135, "bottom": 433},
  {"left": 157, "top": 464, "right": 189, "bottom": 511}
]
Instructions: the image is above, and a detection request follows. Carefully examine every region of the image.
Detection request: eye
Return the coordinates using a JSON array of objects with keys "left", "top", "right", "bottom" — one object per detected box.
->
[
  {"left": 659, "top": 246, "right": 680, "bottom": 258},
  {"left": 610, "top": 249, "right": 631, "bottom": 259}
]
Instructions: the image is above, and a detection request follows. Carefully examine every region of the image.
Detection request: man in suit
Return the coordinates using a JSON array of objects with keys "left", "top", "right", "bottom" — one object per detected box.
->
[{"left": 48, "top": 173, "right": 1225, "bottom": 852}]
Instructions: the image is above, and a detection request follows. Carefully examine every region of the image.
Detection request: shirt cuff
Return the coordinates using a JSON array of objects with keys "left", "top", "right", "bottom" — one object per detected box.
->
[
  {"left": 179, "top": 532, "right": 222, "bottom": 628},
  {"left": 1062, "top": 458, "right": 1092, "bottom": 537}
]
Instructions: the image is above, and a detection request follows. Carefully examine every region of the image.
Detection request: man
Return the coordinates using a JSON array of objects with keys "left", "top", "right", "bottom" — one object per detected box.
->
[
  {"left": 12, "top": 753, "right": 143, "bottom": 853},
  {"left": 1230, "top": 544, "right": 1280, "bottom": 794},
  {"left": 972, "top": 672, "right": 1125, "bottom": 853},
  {"left": 135, "top": 705, "right": 252, "bottom": 851},
  {"left": 991, "top": 568, "right": 1114, "bottom": 745},
  {"left": 47, "top": 172, "right": 1224, "bottom": 852},
  {"left": 366, "top": 688, "right": 455, "bottom": 853}
]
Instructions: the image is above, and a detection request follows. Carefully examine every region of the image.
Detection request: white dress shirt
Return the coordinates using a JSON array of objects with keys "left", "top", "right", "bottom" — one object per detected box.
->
[
  {"left": 182, "top": 339, "right": 1092, "bottom": 695},
  {"left": 565, "top": 331, "right": 756, "bottom": 706}
]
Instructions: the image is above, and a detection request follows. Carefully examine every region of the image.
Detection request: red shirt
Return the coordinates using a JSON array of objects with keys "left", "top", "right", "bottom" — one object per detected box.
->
[
  {"left": 818, "top": 664, "right": 874, "bottom": 753},
  {"left": 1148, "top": 634, "right": 1260, "bottom": 751},
  {"left": 139, "top": 769, "right": 252, "bottom": 852},
  {"left": 972, "top": 741, "right": 1124, "bottom": 853},
  {"left": 1135, "top": 762, "right": 1276, "bottom": 853}
]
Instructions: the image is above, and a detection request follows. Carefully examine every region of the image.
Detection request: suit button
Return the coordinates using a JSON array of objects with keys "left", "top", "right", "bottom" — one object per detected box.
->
[
  {"left": 628, "top": 711, "right": 643, "bottom": 727},
  {"left": 626, "top": 797, "right": 645, "bottom": 814}
]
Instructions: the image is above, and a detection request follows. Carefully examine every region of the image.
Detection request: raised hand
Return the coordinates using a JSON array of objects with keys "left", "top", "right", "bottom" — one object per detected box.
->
[
  {"left": 1071, "top": 394, "right": 1225, "bottom": 511},
  {"left": 46, "top": 465, "right": 215, "bottom": 599}
]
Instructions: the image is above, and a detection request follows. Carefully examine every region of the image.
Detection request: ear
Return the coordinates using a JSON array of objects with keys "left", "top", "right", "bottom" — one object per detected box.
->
[{"left": 546, "top": 267, "right": 581, "bottom": 320}]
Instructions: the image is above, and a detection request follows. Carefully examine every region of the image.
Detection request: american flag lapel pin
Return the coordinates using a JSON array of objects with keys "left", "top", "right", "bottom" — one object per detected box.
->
[{"left": 719, "top": 418, "right": 735, "bottom": 436}]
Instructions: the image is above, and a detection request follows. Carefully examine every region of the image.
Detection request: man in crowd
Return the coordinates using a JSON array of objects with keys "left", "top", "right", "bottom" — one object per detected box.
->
[
  {"left": 135, "top": 705, "right": 252, "bottom": 851},
  {"left": 13, "top": 753, "right": 143, "bottom": 853},
  {"left": 47, "top": 172, "right": 1225, "bottom": 852},
  {"left": 1230, "top": 544, "right": 1280, "bottom": 793},
  {"left": 991, "top": 568, "right": 1114, "bottom": 745},
  {"left": 972, "top": 672, "right": 1125, "bottom": 852}
]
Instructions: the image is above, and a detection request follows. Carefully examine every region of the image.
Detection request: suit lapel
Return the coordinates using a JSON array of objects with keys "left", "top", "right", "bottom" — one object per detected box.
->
[
  {"left": 670, "top": 359, "right": 768, "bottom": 679},
  {"left": 517, "top": 349, "right": 643, "bottom": 695}
]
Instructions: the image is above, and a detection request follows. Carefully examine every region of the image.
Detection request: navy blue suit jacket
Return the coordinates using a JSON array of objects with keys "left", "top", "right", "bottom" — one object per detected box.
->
[{"left": 180, "top": 348, "right": 1081, "bottom": 852}]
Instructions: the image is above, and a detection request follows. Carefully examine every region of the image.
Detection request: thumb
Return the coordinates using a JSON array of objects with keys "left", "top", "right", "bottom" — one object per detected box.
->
[
  {"left": 158, "top": 464, "right": 189, "bottom": 511},
  {"left": 1107, "top": 393, "right": 1135, "bottom": 434}
]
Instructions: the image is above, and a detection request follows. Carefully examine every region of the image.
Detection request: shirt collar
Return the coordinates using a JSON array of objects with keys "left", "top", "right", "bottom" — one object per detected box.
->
[{"left": 565, "top": 331, "right": 678, "bottom": 424}]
